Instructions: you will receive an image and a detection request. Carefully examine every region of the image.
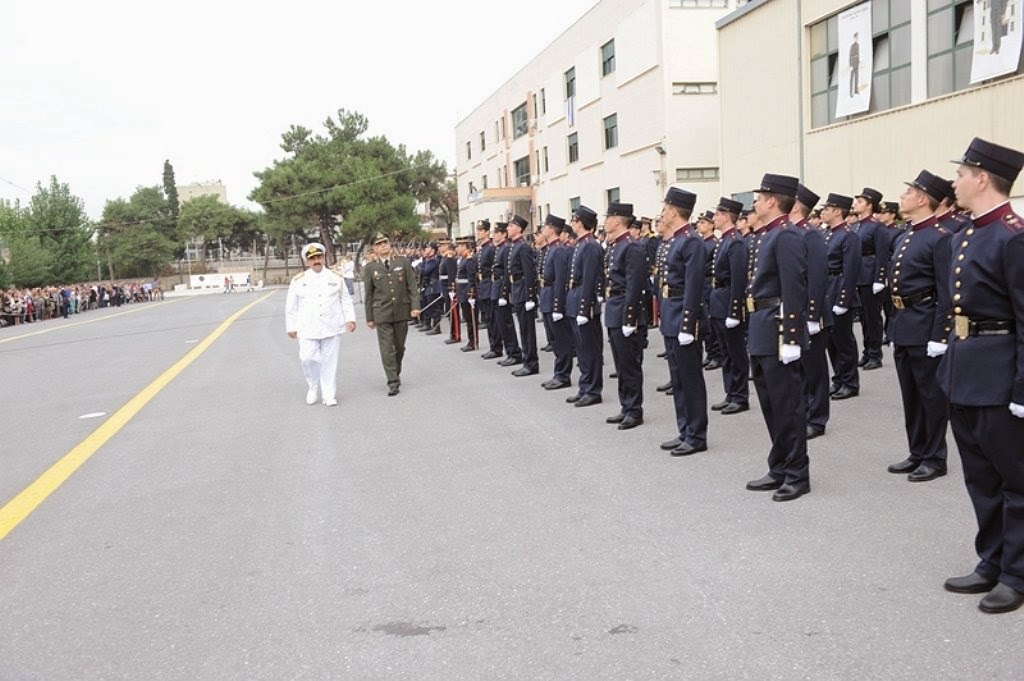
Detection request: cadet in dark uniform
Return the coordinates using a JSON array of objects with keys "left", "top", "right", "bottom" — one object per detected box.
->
[
  {"left": 539, "top": 215, "right": 574, "bottom": 390},
  {"left": 507, "top": 215, "right": 540, "bottom": 376},
  {"left": 565, "top": 206, "right": 604, "bottom": 407},
  {"left": 696, "top": 210, "right": 723, "bottom": 371},
  {"left": 653, "top": 217, "right": 677, "bottom": 393},
  {"left": 603, "top": 202, "right": 647, "bottom": 430},
  {"left": 709, "top": 197, "right": 749, "bottom": 415},
  {"left": 940, "top": 138, "right": 1024, "bottom": 614},
  {"left": 936, "top": 178, "right": 973, "bottom": 234},
  {"left": 884, "top": 170, "right": 953, "bottom": 482},
  {"left": 791, "top": 185, "right": 830, "bottom": 439},
  {"left": 476, "top": 221, "right": 503, "bottom": 359},
  {"left": 656, "top": 188, "right": 708, "bottom": 456},
  {"left": 535, "top": 228, "right": 554, "bottom": 353},
  {"left": 363, "top": 233, "right": 421, "bottom": 396},
  {"left": 440, "top": 241, "right": 461, "bottom": 344},
  {"left": 878, "top": 201, "right": 904, "bottom": 343},
  {"left": 743, "top": 174, "right": 810, "bottom": 502},
  {"left": 822, "top": 194, "right": 862, "bottom": 400},
  {"left": 492, "top": 223, "right": 523, "bottom": 365},
  {"left": 851, "top": 188, "right": 889, "bottom": 369},
  {"left": 455, "top": 237, "right": 479, "bottom": 352},
  {"left": 418, "top": 243, "right": 442, "bottom": 335}
]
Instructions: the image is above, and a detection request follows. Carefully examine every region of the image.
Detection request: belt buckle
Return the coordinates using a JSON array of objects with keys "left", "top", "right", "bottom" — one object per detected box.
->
[
  {"left": 955, "top": 315, "right": 970, "bottom": 340},
  {"left": 892, "top": 296, "right": 904, "bottom": 310},
  {"left": 605, "top": 287, "right": 611, "bottom": 298},
  {"left": 662, "top": 284, "right": 669, "bottom": 298},
  {"left": 746, "top": 296, "right": 755, "bottom": 313}
]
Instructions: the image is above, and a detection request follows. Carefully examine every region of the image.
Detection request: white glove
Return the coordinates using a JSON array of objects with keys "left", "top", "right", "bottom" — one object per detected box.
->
[
  {"left": 468, "top": 298, "right": 476, "bottom": 306},
  {"left": 872, "top": 283, "right": 885, "bottom": 295},
  {"left": 448, "top": 291, "right": 455, "bottom": 300},
  {"left": 525, "top": 301, "right": 536, "bottom": 311},
  {"left": 780, "top": 344, "right": 801, "bottom": 364},
  {"left": 677, "top": 332, "right": 695, "bottom": 346},
  {"left": 807, "top": 320, "right": 821, "bottom": 335},
  {"left": 622, "top": 325, "right": 636, "bottom": 337},
  {"left": 552, "top": 312, "right": 563, "bottom": 322},
  {"left": 926, "top": 341, "right": 947, "bottom": 358},
  {"left": 1010, "top": 403, "right": 1024, "bottom": 419},
  {"left": 725, "top": 317, "right": 740, "bottom": 329},
  {"left": 597, "top": 296, "right": 605, "bottom": 304},
  {"left": 576, "top": 315, "right": 589, "bottom": 326},
  {"left": 832, "top": 305, "right": 848, "bottom": 316},
  {"left": 498, "top": 298, "right": 508, "bottom": 307}
]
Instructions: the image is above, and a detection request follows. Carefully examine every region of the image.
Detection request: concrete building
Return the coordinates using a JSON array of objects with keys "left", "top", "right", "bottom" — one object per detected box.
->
[
  {"left": 455, "top": 0, "right": 749, "bottom": 234},
  {"left": 717, "top": 0, "right": 1024, "bottom": 209},
  {"left": 179, "top": 181, "right": 228, "bottom": 205}
]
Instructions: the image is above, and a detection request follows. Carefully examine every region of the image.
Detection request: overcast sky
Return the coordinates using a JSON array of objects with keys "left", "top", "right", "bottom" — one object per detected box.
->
[{"left": 1, "top": 0, "right": 598, "bottom": 219}]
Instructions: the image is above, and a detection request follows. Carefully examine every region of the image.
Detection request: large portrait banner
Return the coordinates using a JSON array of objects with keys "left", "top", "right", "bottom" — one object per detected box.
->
[
  {"left": 836, "top": 2, "right": 873, "bottom": 118},
  {"left": 971, "top": 0, "right": 1024, "bottom": 83}
]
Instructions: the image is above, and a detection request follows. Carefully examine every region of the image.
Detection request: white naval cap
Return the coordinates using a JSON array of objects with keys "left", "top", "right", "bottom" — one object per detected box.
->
[{"left": 301, "top": 242, "right": 326, "bottom": 262}]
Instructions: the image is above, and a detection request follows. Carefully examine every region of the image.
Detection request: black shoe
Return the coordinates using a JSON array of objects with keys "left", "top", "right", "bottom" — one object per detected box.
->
[
  {"left": 609, "top": 372, "right": 619, "bottom": 379},
  {"left": 460, "top": 344, "right": 476, "bottom": 352},
  {"left": 574, "top": 394, "right": 602, "bottom": 407},
  {"left": 831, "top": 387, "right": 859, "bottom": 400},
  {"left": 566, "top": 394, "right": 582, "bottom": 404},
  {"left": 772, "top": 483, "right": 811, "bottom": 502},
  {"left": 746, "top": 475, "right": 783, "bottom": 491},
  {"left": 424, "top": 327, "right": 441, "bottom": 335},
  {"left": 887, "top": 458, "right": 918, "bottom": 474},
  {"left": 807, "top": 426, "right": 825, "bottom": 440},
  {"left": 540, "top": 344, "right": 553, "bottom": 352},
  {"left": 720, "top": 402, "right": 749, "bottom": 415},
  {"left": 657, "top": 351, "right": 667, "bottom": 358},
  {"left": 511, "top": 367, "right": 539, "bottom": 377},
  {"left": 387, "top": 385, "right": 400, "bottom": 397},
  {"left": 858, "top": 357, "right": 869, "bottom": 367},
  {"left": 444, "top": 338, "right": 459, "bottom": 345},
  {"left": 660, "top": 437, "right": 682, "bottom": 450},
  {"left": 704, "top": 360, "right": 723, "bottom": 371},
  {"left": 711, "top": 400, "right": 730, "bottom": 411},
  {"left": 606, "top": 413, "right": 626, "bottom": 424},
  {"left": 545, "top": 380, "right": 571, "bottom": 391},
  {"left": 702, "top": 358, "right": 711, "bottom": 368},
  {"left": 945, "top": 572, "right": 998, "bottom": 594},
  {"left": 829, "top": 384, "right": 841, "bottom": 396},
  {"left": 665, "top": 386, "right": 675, "bottom": 395},
  {"left": 908, "top": 463, "right": 947, "bottom": 482},
  {"left": 498, "top": 357, "right": 523, "bottom": 367},
  {"left": 979, "top": 584, "right": 1024, "bottom": 614},
  {"left": 656, "top": 382, "right": 673, "bottom": 392},
  {"left": 670, "top": 441, "right": 707, "bottom": 456},
  {"left": 481, "top": 351, "right": 502, "bottom": 360},
  {"left": 617, "top": 415, "right": 643, "bottom": 430},
  {"left": 863, "top": 359, "right": 883, "bottom": 370}
]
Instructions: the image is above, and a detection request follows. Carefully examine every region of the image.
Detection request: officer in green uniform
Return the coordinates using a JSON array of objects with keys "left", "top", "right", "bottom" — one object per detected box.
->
[{"left": 363, "top": 232, "right": 421, "bottom": 396}]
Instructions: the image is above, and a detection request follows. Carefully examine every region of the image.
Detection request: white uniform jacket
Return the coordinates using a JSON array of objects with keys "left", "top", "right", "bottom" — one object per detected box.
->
[{"left": 285, "top": 268, "right": 356, "bottom": 339}]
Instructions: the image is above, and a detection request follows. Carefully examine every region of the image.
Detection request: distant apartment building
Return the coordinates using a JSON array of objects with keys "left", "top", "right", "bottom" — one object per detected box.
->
[
  {"left": 454, "top": 0, "right": 748, "bottom": 234},
  {"left": 179, "top": 181, "right": 228, "bottom": 204}
]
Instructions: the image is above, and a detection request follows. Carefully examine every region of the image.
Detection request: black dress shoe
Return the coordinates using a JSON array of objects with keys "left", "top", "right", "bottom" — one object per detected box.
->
[
  {"left": 746, "top": 475, "right": 783, "bottom": 491},
  {"left": 656, "top": 351, "right": 667, "bottom": 358},
  {"left": 660, "top": 437, "right": 682, "bottom": 450},
  {"left": 481, "top": 351, "right": 502, "bottom": 360},
  {"left": 945, "top": 572, "right": 998, "bottom": 594},
  {"left": 979, "top": 583, "right": 1024, "bottom": 613},
  {"left": 540, "top": 344, "right": 553, "bottom": 352},
  {"left": 711, "top": 400, "right": 730, "bottom": 411},
  {"left": 574, "top": 394, "right": 602, "bottom": 407},
  {"left": 609, "top": 372, "right": 619, "bottom": 379},
  {"left": 498, "top": 357, "right": 523, "bottom": 367},
  {"left": 720, "top": 402, "right": 749, "bottom": 415},
  {"left": 772, "top": 483, "right": 811, "bottom": 502},
  {"left": 670, "top": 441, "right": 707, "bottom": 456},
  {"left": 387, "top": 385, "right": 400, "bottom": 397},
  {"left": 566, "top": 394, "right": 582, "bottom": 404},
  {"left": 858, "top": 357, "right": 869, "bottom": 367},
  {"left": 908, "top": 463, "right": 947, "bottom": 482},
  {"left": 606, "top": 413, "right": 626, "bottom": 424},
  {"left": 806, "top": 426, "right": 825, "bottom": 440},
  {"left": 863, "top": 359, "right": 883, "bottom": 370},
  {"left": 702, "top": 358, "right": 711, "bottom": 368},
  {"left": 665, "top": 386, "right": 675, "bottom": 395},
  {"left": 656, "top": 382, "right": 673, "bottom": 392},
  {"left": 545, "top": 380, "right": 571, "bottom": 391},
  {"left": 887, "top": 457, "right": 918, "bottom": 474},
  {"left": 831, "top": 387, "right": 859, "bottom": 400},
  {"left": 424, "top": 327, "right": 441, "bottom": 335},
  {"left": 460, "top": 344, "right": 476, "bottom": 352},
  {"left": 829, "top": 384, "right": 841, "bottom": 396},
  {"left": 444, "top": 338, "right": 459, "bottom": 345},
  {"left": 704, "top": 360, "right": 723, "bottom": 371},
  {"left": 618, "top": 415, "right": 643, "bottom": 430},
  {"left": 511, "top": 367, "right": 539, "bottom": 377}
]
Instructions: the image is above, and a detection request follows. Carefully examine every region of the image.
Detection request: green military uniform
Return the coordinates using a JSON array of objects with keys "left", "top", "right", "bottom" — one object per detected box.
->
[{"left": 364, "top": 234, "right": 420, "bottom": 395}]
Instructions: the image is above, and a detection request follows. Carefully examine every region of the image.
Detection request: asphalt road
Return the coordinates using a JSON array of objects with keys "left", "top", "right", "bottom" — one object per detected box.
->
[{"left": 0, "top": 291, "right": 1021, "bottom": 680}]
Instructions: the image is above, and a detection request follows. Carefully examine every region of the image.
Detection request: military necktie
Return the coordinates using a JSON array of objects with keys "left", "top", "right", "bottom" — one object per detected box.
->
[{"left": 384, "top": 260, "right": 390, "bottom": 270}]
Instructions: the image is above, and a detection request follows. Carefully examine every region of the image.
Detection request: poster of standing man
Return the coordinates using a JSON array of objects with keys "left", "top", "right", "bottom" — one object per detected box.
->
[
  {"left": 836, "top": 2, "right": 873, "bottom": 118},
  {"left": 971, "top": 0, "right": 1024, "bottom": 83}
]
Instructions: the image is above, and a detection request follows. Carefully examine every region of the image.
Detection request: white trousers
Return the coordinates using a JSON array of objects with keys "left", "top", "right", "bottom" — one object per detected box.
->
[{"left": 298, "top": 335, "right": 340, "bottom": 401}]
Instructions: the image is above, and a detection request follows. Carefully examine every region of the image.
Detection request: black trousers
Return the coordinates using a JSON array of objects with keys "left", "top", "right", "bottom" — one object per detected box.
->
[
  {"left": 481, "top": 299, "right": 501, "bottom": 353},
  {"left": 461, "top": 301, "right": 479, "bottom": 348},
  {"left": 949, "top": 404, "right": 1024, "bottom": 592},
  {"left": 751, "top": 354, "right": 809, "bottom": 486},
  {"left": 666, "top": 337, "right": 707, "bottom": 448},
  {"left": 546, "top": 313, "right": 574, "bottom": 383},
  {"left": 425, "top": 292, "right": 443, "bottom": 326},
  {"left": 894, "top": 344, "right": 948, "bottom": 467},
  {"left": 570, "top": 316, "right": 603, "bottom": 397},
  {"left": 711, "top": 318, "right": 749, "bottom": 405},
  {"left": 857, "top": 285, "right": 884, "bottom": 362},
  {"left": 609, "top": 327, "right": 644, "bottom": 418},
  {"left": 542, "top": 313, "right": 554, "bottom": 347},
  {"left": 495, "top": 301, "right": 521, "bottom": 359},
  {"left": 804, "top": 328, "right": 831, "bottom": 431},
  {"left": 827, "top": 310, "right": 859, "bottom": 390},
  {"left": 514, "top": 303, "right": 539, "bottom": 372},
  {"left": 447, "top": 294, "right": 460, "bottom": 341}
]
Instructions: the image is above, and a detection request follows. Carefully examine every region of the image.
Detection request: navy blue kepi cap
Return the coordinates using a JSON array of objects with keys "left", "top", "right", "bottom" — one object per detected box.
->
[
  {"left": 715, "top": 197, "right": 743, "bottom": 214},
  {"left": 574, "top": 205, "right": 598, "bottom": 228},
  {"left": 664, "top": 187, "right": 696, "bottom": 211},
  {"left": 544, "top": 214, "right": 566, "bottom": 228},
  {"left": 855, "top": 187, "right": 883, "bottom": 205},
  {"left": 797, "top": 184, "right": 820, "bottom": 209},
  {"left": 905, "top": 170, "right": 948, "bottom": 203},
  {"left": 493, "top": 221, "right": 509, "bottom": 233},
  {"left": 510, "top": 214, "right": 529, "bottom": 229},
  {"left": 953, "top": 137, "right": 1024, "bottom": 184},
  {"left": 753, "top": 174, "right": 799, "bottom": 198},
  {"left": 606, "top": 202, "right": 634, "bottom": 218},
  {"left": 824, "top": 193, "right": 853, "bottom": 211}
]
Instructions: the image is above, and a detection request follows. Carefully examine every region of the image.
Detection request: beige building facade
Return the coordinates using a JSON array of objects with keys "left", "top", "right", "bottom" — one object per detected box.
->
[
  {"left": 455, "top": 0, "right": 750, "bottom": 234},
  {"left": 717, "top": 0, "right": 1024, "bottom": 209}
]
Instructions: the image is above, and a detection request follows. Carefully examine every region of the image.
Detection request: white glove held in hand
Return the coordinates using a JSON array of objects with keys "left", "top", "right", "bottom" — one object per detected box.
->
[
  {"left": 832, "top": 305, "right": 848, "bottom": 316},
  {"left": 622, "top": 325, "right": 636, "bottom": 337},
  {"left": 872, "top": 283, "right": 885, "bottom": 295},
  {"left": 677, "top": 332, "right": 695, "bottom": 346},
  {"left": 576, "top": 315, "right": 589, "bottom": 326},
  {"left": 552, "top": 312, "right": 563, "bottom": 321},
  {"left": 448, "top": 291, "right": 455, "bottom": 300},
  {"left": 525, "top": 301, "right": 536, "bottom": 311},
  {"left": 807, "top": 321, "right": 821, "bottom": 335},
  {"left": 780, "top": 344, "right": 801, "bottom": 364},
  {"left": 926, "top": 341, "right": 947, "bottom": 358},
  {"left": 725, "top": 317, "right": 740, "bottom": 329},
  {"left": 1010, "top": 403, "right": 1024, "bottom": 419},
  {"left": 468, "top": 298, "right": 476, "bottom": 306},
  {"left": 498, "top": 298, "right": 508, "bottom": 307}
]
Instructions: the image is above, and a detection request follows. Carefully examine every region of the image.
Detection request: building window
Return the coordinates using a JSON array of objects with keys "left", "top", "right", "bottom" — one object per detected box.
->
[
  {"left": 606, "top": 187, "right": 620, "bottom": 206},
  {"left": 543, "top": 146, "right": 549, "bottom": 173},
  {"left": 482, "top": 175, "right": 488, "bottom": 189},
  {"left": 601, "top": 40, "right": 616, "bottom": 76},
  {"left": 501, "top": 115, "right": 507, "bottom": 140},
  {"left": 466, "top": 141, "right": 472, "bottom": 160},
  {"left": 672, "top": 82, "right": 718, "bottom": 95},
  {"left": 535, "top": 150, "right": 541, "bottom": 177},
  {"left": 568, "top": 132, "right": 579, "bottom": 163},
  {"left": 540, "top": 88, "right": 546, "bottom": 114},
  {"left": 603, "top": 114, "right": 618, "bottom": 150},
  {"left": 494, "top": 120, "right": 500, "bottom": 143},
  {"left": 570, "top": 196, "right": 581, "bottom": 214},
  {"left": 676, "top": 167, "right": 720, "bottom": 182},
  {"left": 565, "top": 67, "right": 576, "bottom": 99},
  {"left": 669, "top": 0, "right": 727, "bottom": 6},
  {"left": 480, "top": 131, "right": 486, "bottom": 152},
  {"left": 514, "top": 156, "right": 531, "bottom": 186},
  {"left": 512, "top": 103, "right": 528, "bottom": 140},
  {"left": 927, "top": 0, "right": 975, "bottom": 98}
]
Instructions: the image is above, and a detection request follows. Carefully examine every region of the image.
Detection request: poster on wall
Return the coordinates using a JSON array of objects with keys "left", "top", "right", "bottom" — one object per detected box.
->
[
  {"left": 835, "top": 2, "right": 873, "bottom": 118},
  {"left": 971, "top": 0, "right": 1024, "bottom": 83}
]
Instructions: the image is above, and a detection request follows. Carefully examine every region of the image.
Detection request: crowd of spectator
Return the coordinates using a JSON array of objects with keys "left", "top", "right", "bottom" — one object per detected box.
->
[{"left": 0, "top": 280, "right": 164, "bottom": 328}]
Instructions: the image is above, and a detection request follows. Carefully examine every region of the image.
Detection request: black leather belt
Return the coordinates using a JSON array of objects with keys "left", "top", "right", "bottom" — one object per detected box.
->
[
  {"left": 954, "top": 316, "right": 1013, "bottom": 339},
  {"left": 510, "top": 275, "right": 522, "bottom": 283},
  {"left": 712, "top": 280, "right": 728, "bottom": 289},
  {"left": 606, "top": 288, "right": 625, "bottom": 297},
  {"left": 828, "top": 268, "right": 843, "bottom": 276},
  {"left": 746, "top": 296, "right": 781, "bottom": 313},
  {"left": 892, "top": 289, "right": 935, "bottom": 310},
  {"left": 661, "top": 285, "right": 685, "bottom": 299}
]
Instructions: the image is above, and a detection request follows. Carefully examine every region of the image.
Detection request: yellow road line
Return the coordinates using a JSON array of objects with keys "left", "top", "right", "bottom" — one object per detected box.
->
[
  {"left": 0, "top": 290, "right": 277, "bottom": 541},
  {"left": 0, "top": 298, "right": 188, "bottom": 345}
]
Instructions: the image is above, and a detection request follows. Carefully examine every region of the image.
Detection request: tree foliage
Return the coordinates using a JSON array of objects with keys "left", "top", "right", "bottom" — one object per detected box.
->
[
  {"left": 178, "top": 194, "right": 260, "bottom": 266},
  {"left": 97, "top": 187, "right": 177, "bottom": 278}
]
